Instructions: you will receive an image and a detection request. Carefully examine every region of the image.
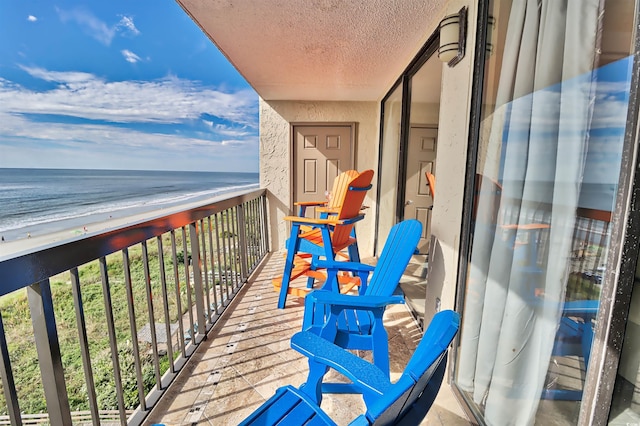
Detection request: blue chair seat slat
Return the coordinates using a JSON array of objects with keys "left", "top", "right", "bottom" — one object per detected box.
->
[
  {"left": 240, "top": 387, "right": 300, "bottom": 425},
  {"left": 286, "top": 401, "right": 320, "bottom": 424},
  {"left": 240, "top": 385, "right": 336, "bottom": 426}
]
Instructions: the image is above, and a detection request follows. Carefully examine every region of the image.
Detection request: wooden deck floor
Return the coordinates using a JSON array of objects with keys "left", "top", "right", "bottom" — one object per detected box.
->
[{"left": 142, "top": 252, "right": 470, "bottom": 425}]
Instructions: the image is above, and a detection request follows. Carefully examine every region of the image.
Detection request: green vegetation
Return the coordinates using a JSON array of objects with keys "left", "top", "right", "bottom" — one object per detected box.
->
[{"left": 0, "top": 217, "right": 248, "bottom": 416}]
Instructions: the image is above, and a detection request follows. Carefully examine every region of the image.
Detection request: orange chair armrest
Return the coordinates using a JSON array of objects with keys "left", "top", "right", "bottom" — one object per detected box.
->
[
  {"left": 500, "top": 223, "right": 550, "bottom": 230},
  {"left": 283, "top": 216, "right": 344, "bottom": 225},
  {"left": 294, "top": 201, "right": 329, "bottom": 207}
]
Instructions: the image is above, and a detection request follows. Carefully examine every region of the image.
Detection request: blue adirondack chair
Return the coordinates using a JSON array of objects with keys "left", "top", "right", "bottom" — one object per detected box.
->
[
  {"left": 239, "top": 309, "right": 460, "bottom": 426},
  {"left": 302, "top": 219, "right": 423, "bottom": 394}
]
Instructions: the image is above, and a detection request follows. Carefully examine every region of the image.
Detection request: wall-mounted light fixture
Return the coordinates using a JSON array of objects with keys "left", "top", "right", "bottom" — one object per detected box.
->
[{"left": 438, "top": 6, "right": 467, "bottom": 67}]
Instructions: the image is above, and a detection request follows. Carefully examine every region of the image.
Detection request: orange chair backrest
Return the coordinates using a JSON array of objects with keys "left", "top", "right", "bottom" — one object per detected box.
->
[
  {"left": 327, "top": 170, "right": 359, "bottom": 210},
  {"left": 331, "top": 169, "right": 374, "bottom": 246}
]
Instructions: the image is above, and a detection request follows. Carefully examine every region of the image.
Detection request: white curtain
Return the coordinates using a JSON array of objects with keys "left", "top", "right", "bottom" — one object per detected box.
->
[{"left": 457, "top": 0, "right": 602, "bottom": 424}]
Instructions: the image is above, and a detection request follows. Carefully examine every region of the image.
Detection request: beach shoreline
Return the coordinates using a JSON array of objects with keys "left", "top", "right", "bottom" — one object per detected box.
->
[
  {"left": 0, "top": 188, "right": 256, "bottom": 260},
  {"left": 0, "top": 206, "right": 166, "bottom": 259}
]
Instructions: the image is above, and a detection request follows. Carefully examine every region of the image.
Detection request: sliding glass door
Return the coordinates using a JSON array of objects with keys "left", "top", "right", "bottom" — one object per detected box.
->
[{"left": 454, "top": 0, "right": 636, "bottom": 424}]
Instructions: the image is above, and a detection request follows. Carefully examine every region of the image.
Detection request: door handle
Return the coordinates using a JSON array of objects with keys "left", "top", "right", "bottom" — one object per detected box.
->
[{"left": 405, "top": 200, "right": 413, "bottom": 206}]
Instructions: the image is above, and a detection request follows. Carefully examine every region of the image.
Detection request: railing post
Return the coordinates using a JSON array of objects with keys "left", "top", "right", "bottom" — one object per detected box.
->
[
  {"left": 189, "top": 222, "right": 206, "bottom": 340},
  {"left": 237, "top": 203, "right": 248, "bottom": 280},
  {"left": 27, "top": 280, "right": 72, "bottom": 426}
]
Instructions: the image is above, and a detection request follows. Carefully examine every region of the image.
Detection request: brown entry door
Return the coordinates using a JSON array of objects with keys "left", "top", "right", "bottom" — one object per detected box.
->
[
  {"left": 404, "top": 126, "right": 437, "bottom": 254},
  {"left": 293, "top": 125, "right": 354, "bottom": 217}
]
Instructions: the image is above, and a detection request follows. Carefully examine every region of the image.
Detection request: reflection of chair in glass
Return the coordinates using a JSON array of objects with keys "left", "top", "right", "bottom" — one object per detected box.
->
[
  {"left": 470, "top": 174, "right": 599, "bottom": 400},
  {"left": 238, "top": 309, "right": 460, "bottom": 426},
  {"left": 496, "top": 205, "right": 603, "bottom": 401},
  {"left": 302, "top": 219, "right": 423, "bottom": 393},
  {"left": 274, "top": 170, "right": 374, "bottom": 308},
  {"left": 541, "top": 299, "right": 599, "bottom": 400},
  {"left": 425, "top": 171, "right": 436, "bottom": 200}
]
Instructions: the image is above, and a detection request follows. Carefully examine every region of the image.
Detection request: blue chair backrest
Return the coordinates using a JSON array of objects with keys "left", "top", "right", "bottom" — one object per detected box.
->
[
  {"left": 361, "top": 310, "right": 460, "bottom": 425},
  {"left": 365, "top": 219, "right": 422, "bottom": 296}
]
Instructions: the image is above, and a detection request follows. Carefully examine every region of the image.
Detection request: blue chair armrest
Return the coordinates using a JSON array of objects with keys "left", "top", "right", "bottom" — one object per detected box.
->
[
  {"left": 291, "top": 331, "right": 390, "bottom": 400},
  {"left": 308, "top": 291, "right": 405, "bottom": 309},
  {"left": 339, "top": 214, "right": 366, "bottom": 225},
  {"left": 563, "top": 299, "right": 599, "bottom": 316},
  {"left": 312, "top": 259, "right": 375, "bottom": 274}
]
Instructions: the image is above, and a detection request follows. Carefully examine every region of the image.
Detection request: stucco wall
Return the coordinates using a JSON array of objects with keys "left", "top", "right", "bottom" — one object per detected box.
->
[
  {"left": 259, "top": 100, "right": 379, "bottom": 256},
  {"left": 424, "top": 0, "right": 477, "bottom": 322}
]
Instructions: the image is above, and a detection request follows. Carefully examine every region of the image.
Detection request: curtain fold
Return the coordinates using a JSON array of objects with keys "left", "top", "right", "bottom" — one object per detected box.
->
[{"left": 457, "top": 0, "right": 602, "bottom": 424}]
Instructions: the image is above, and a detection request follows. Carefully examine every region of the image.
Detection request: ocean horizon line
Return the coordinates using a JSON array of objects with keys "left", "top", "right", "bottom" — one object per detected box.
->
[{"left": 0, "top": 166, "right": 259, "bottom": 175}]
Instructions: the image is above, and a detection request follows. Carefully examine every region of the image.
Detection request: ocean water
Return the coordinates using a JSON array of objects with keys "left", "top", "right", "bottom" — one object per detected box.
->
[{"left": 0, "top": 168, "right": 259, "bottom": 242}]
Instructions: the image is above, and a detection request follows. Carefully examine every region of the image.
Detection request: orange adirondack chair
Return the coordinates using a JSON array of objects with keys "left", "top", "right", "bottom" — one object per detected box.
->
[
  {"left": 294, "top": 170, "right": 364, "bottom": 241},
  {"left": 294, "top": 170, "right": 360, "bottom": 218},
  {"left": 274, "top": 169, "right": 374, "bottom": 308}
]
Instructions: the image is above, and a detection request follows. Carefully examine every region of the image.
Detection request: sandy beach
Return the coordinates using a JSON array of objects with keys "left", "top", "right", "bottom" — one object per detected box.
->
[
  {"left": 0, "top": 190, "right": 251, "bottom": 260},
  {"left": 0, "top": 208, "right": 161, "bottom": 260}
]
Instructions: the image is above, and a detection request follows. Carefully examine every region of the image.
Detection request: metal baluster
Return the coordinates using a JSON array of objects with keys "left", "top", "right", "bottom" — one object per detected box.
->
[
  {"left": 207, "top": 217, "right": 219, "bottom": 315},
  {"left": 142, "top": 241, "right": 162, "bottom": 389},
  {"left": 98, "top": 258, "right": 128, "bottom": 424},
  {"left": 229, "top": 206, "right": 240, "bottom": 290},
  {"left": 198, "top": 220, "right": 212, "bottom": 321},
  {"left": 181, "top": 227, "right": 195, "bottom": 344},
  {"left": 220, "top": 211, "right": 231, "bottom": 298},
  {"left": 252, "top": 198, "right": 260, "bottom": 265},
  {"left": 0, "top": 308, "right": 22, "bottom": 426},
  {"left": 246, "top": 199, "right": 255, "bottom": 270},
  {"left": 157, "top": 236, "right": 175, "bottom": 373},
  {"left": 189, "top": 223, "right": 206, "bottom": 340},
  {"left": 237, "top": 203, "right": 248, "bottom": 281},
  {"left": 70, "top": 267, "right": 101, "bottom": 423},
  {"left": 213, "top": 213, "right": 228, "bottom": 304},
  {"left": 170, "top": 231, "right": 186, "bottom": 357},
  {"left": 260, "top": 194, "right": 269, "bottom": 255}
]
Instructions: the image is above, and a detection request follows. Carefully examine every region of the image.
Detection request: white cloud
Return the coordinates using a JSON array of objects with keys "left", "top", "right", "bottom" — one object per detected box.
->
[
  {"left": 27, "top": 15, "right": 37, "bottom": 22},
  {"left": 0, "top": 67, "right": 259, "bottom": 171},
  {"left": 117, "top": 16, "right": 140, "bottom": 36},
  {"left": 56, "top": 8, "right": 140, "bottom": 46},
  {"left": 57, "top": 7, "right": 115, "bottom": 45},
  {"left": 121, "top": 49, "right": 141, "bottom": 64},
  {"left": 5, "top": 66, "right": 258, "bottom": 127},
  {"left": 18, "top": 66, "right": 95, "bottom": 83},
  {"left": 0, "top": 113, "right": 258, "bottom": 171}
]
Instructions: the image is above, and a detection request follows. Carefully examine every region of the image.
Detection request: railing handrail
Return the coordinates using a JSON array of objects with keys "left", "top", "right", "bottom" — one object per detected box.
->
[{"left": 0, "top": 188, "right": 266, "bottom": 298}]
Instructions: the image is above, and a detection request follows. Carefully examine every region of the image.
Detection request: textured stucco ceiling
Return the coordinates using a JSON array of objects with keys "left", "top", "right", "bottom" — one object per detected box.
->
[{"left": 177, "top": 0, "right": 446, "bottom": 101}]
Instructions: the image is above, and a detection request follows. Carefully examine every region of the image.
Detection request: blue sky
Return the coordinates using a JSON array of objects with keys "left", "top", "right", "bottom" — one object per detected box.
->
[{"left": 0, "top": 1, "right": 259, "bottom": 173}]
